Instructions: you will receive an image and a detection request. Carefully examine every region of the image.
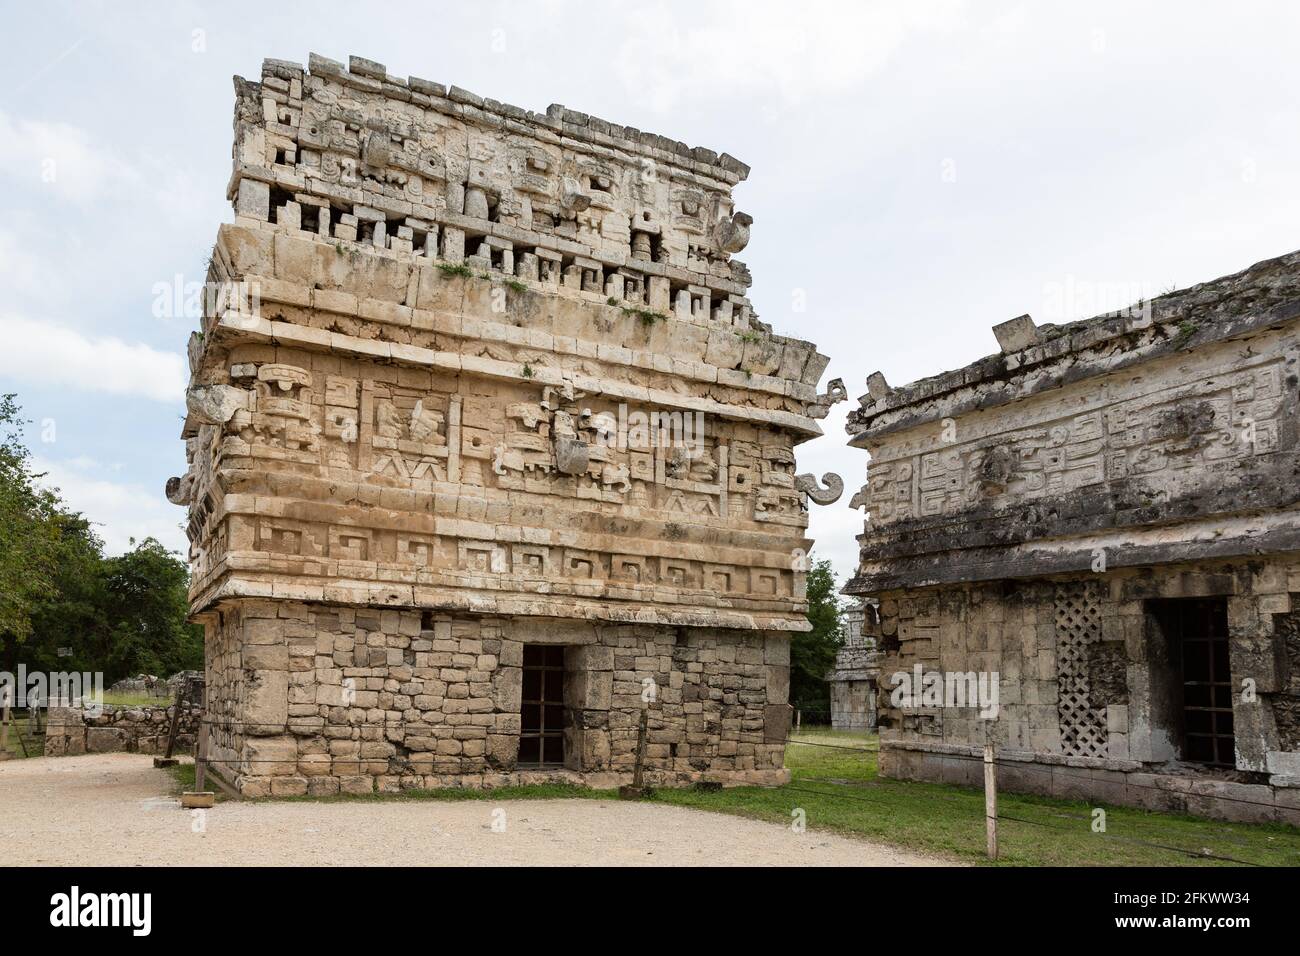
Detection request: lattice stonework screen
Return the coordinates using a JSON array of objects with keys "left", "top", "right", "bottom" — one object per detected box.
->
[{"left": 1053, "top": 581, "right": 1109, "bottom": 757}]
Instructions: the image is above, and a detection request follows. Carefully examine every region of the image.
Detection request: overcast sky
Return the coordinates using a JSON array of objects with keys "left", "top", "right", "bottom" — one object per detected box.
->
[{"left": 4, "top": 1, "right": 1300, "bottom": 588}]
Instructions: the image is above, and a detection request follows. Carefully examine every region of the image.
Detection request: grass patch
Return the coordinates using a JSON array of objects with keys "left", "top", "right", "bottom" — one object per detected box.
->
[
  {"left": 1, "top": 713, "right": 40, "bottom": 758},
  {"left": 646, "top": 728, "right": 1300, "bottom": 867},
  {"left": 150, "top": 725, "right": 1300, "bottom": 866},
  {"left": 101, "top": 691, "right": 171, "bottom": 708},
  {"left": 164, "top": 761, "right": 232, "bottom": 803}
]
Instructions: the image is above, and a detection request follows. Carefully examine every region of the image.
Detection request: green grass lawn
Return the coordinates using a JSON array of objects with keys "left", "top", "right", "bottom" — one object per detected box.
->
[
  {"left": 156, "top": 727, "right": 1300, "bottom": 866},
  {"left": 100, "top": 691, "right": 172, "bottom": 708},
  {"left": 649, "top": 728, "right": 1300, "bottom": 867},
  {"left": 1, "top": 713, "right": 41, "bottom": 759}
]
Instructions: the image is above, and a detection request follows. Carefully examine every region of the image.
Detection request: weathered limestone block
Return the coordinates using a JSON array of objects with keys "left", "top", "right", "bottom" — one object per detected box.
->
[
  {"left": 243, "top": 670, "right": 288, "bottom": 734},
  {"left": 242, "top": 736, "right": 298, "bottom": 776},
  {"left": 991, "top": 314, "right": 1039, "bottom": 353}
]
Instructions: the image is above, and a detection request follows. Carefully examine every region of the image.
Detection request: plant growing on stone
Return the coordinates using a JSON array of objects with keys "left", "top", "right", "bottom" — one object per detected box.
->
[{"left": 436, "top": 262, "right": 473, "bottom": 279}]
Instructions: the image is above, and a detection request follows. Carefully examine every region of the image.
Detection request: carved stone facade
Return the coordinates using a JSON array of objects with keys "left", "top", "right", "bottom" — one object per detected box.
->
[
  {"left": 845, "top": 250, "right": 1300, "bottom": 824},
  {"left": 169, "top": 53, "right": 843, "bottom": 796},
  {"left": 827, "top": 602, "right": 881, "bottom": 730}
]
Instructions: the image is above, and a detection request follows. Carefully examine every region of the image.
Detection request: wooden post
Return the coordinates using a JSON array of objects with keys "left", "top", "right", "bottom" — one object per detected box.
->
[
  {"left": 163, "top": 682, "right": 185, "bottom": 759},
  {"left": 194, "top": 720, "right": 209, "bottom": 792},
  {"left": 0, "top": 685, "right": 12, "bottom": 758},
  {"left": 180, "top": 720, "right": 216, "bottom": 809},
  {"left": 795, "top": 709, "right": 801, "bottom": 732},
  {"left": 155, "top": 677, "right": 189, "bottom": 767},
  {"left": 631, "top": 709, "right": 648, "bottom": 790},
  {"left": 619, "top": 709, "right": 649, "bottom": 799},
  {"left": 983, "top": 742, "right": 998, "bottom": 861}
]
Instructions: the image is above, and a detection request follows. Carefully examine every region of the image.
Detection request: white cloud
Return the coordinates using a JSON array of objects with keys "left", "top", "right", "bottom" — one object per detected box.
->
[
  {"left": 0, "top": 109, "right": 140, "bottom": 203},
  {"left": 0, "top": 227, "right": 54, "bottom": 300},
  {"left": 32, "top": 456, "right": 187, "bottom": 556},
  {"left": 0, "top": 314, "right": 186, "bottom": 403},
  {"left": 614, "top": 0, "right": 966, "bottom": 112}
]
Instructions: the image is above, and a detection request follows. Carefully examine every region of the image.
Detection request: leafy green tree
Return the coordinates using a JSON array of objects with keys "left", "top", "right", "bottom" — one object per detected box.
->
[
  {"left": 21, "top": 514, "right": 108, "bottom": 676},
  {"left": 0, "top": 394, "right": 202, "bottom": 683},
  {"left": 790, "top": 558, "right": 843, "bottom": 721},
  {"left": 0, "top": 394, "right": 65, "bottom": 669},
  {"left": 97, "top": 538, "right": 203, "bottom": 681}
]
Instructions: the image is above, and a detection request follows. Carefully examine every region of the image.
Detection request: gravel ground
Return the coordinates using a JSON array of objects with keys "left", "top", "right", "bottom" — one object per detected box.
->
[{"left": 2, "top": 753, "right": 947, "bottom": 866}]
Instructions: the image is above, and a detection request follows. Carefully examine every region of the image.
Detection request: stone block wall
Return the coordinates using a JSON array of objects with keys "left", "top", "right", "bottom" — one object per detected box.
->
[
  {"left": 868, "top": 556, "right": 1300, "bottom": 823},
  {"left": 44, "top": 703, "right": 200, "bottom": 757},
  {"left": 203, "top": 599, "right": 791, "bottom": 797}
]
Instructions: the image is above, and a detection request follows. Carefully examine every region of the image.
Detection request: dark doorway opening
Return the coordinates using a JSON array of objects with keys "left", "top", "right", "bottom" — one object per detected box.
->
[
  {"left": 519, "top": 645, "right": 567, "bottom": 768},
  {"left": 1149, "top": 598, "right": 1235, "bottom": 766}
]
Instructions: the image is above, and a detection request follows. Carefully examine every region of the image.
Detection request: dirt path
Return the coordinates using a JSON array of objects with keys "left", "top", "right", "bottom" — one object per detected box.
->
[{"left": 1, "top": 754, "right": 948, "bottom": 866}]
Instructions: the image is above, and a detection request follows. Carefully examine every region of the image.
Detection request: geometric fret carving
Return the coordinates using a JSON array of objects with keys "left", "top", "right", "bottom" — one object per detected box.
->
[{"left": 1053, "top": 581, "right": 1109, "bottom": 757}]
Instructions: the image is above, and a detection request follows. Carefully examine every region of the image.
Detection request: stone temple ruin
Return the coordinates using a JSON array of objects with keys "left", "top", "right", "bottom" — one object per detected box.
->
[
  {"left": 167, "top": 53, "right": 845, "bottom": 796},
  {"left": 845, "top": 252, "right": 1300, "bottom": 824},
  {"left": 826, "top": 601, "right": 881, "bottom": 730}
]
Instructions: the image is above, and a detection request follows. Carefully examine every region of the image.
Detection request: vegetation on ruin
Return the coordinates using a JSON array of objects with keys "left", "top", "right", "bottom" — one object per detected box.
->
[
  {"left": 1171, "top": 317, "right": 1200, "bottom": 349},
  {"left": 628, "top": 307, "right": 665, "bottom": 325},
  {"left": 436, "top": 261, "right": 474, "bottom": 279},
  {"left": 0, "top": 394, "right": 202, "bottom": 684},
  {"left": 607, "top": 298, "right": 667, "bottom": 326}
]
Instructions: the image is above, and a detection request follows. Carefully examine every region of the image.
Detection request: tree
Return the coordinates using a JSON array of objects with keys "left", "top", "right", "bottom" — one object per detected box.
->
[
  {"left": 0, "top": 394, "right": 203, "bottom": 683},
  {"left": 98, "top": 538, "right": 203, "bottom": 682},
  {"left": 0, "top": 394, "right": 65, "bottom": 667},
  {"left": 790, "top": 558, "right": 843, "bottom": 721},
  {"left": 22, "top": 513, "right": 108, "bottom": 677}
]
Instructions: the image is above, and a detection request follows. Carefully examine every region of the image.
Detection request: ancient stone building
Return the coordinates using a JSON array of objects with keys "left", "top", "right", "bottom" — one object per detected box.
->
[
  {"left": 845, "top": 251, "right": 1300, "bottom": 824},
  {"left": 167, "top": 53, "right": 844, "bottom": 796},
  {"left": 827, "top": 601, "right": 880, "bottom": 730}
]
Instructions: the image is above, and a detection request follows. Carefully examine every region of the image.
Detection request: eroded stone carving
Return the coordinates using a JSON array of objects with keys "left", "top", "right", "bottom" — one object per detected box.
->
[
  {"left": 171, "top": 52, "right": 840, "bottom": 798},
  {"left": 714, "top": 210, "right": 752, "bottom": 254},
  {"left": 795, "top": 472, "right": 844, "bottom": 506},
  {"left": 845, "top": 247, "right": 1300, "bottom": 825},
  {"left": 186, "top": 384, "right": 248, "bottom": 425}
]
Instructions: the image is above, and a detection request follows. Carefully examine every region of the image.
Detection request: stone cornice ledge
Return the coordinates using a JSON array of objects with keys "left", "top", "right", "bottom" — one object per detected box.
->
[
  {"left": 211, "top": 310, "right": 826, "bottom": 437},
  {"left": 190, "top": 573, "right": 811, "bottom": 632},
  {"left": 845, "top": 511, "right": 1300, "bottom": 594}
]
